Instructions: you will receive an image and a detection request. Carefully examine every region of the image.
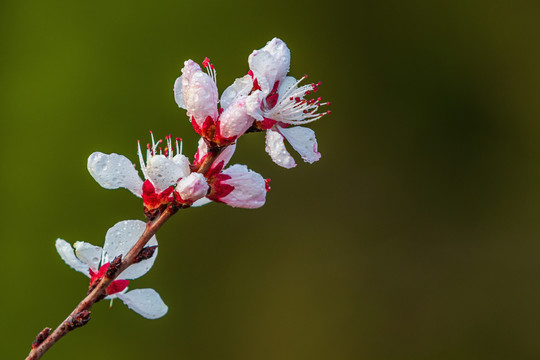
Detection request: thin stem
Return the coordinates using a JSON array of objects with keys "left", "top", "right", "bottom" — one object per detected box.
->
[{"left": 26, "top": 144, "right": 227, "bottom": 360}]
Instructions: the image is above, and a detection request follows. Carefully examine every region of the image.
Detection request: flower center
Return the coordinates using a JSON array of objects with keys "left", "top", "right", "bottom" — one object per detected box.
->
[
  {"left": 263, "top": 76, "right": 331, "bottom": 125},
  {"left": 137, "top": 132, "right": 184, "bottom": 180},
  {"left": 88, "top": 263, "right": 129, "bottom": 295}
]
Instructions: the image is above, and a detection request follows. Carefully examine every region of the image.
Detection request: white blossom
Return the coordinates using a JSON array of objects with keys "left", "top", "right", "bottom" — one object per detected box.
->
[
  {"left": 224, "top": 38, "right": 330, "bottom": 168},
  {"left": 55, "top": 220, "right": 168, "bottom": 319}
]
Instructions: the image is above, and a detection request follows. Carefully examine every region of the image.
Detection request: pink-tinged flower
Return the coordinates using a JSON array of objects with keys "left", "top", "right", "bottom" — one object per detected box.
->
[
  {"left": 224, "top": 38, "right": 330, "bottom": 169},
  {"left": 55, "top": 220, "right": 168, "bottom": 319},
  {"left": 207, "top": 164, "right": 268, "bottom": 209},
  {"left": 174, "top": 59, "right": 219, "bottom": 136},
  {"left": 193, "top": 138, "right": 269, "bottom": 209},
  {"left": 174, "top": 58, "right": 255, "bottom": 145},
  {"left": 88, "top": 133, "right": 206, "bottom": 215}
]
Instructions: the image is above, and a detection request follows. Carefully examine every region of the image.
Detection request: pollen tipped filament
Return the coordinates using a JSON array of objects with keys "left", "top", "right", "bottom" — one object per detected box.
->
[
  {"left": 202, "top": 57, "right": 217, "bottom": 86},
  {"left": 264, "top": 76, "right": 330, "bottom": 125},
  {"left": 137, "top": 132, "right": 185, "bottom": 179}
]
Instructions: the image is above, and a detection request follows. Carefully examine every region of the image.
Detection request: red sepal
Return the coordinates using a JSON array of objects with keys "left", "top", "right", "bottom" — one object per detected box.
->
[
  {"left": 142, "top": 180, "right": 174, "bottom": 219},
  {"left": 106, "top": 279, "right": 129, "bottom": 295},
  {"left": 214, "top": 122, "right": 237, "bottom": 146},
  {"left": 207, "top": 174, "right": 234, "bottom": 202},
  {"left": 89, "top": 263, "right": 130, "bottom": 296},
  {"left": 205, "top": 160, "right": 225, "bottom": 180},
  {"left": 257, "top": 117, "right": 277, "bottom": 130},
  {"left": 89, "top": 264, "right": 109, "bottom": 283}
]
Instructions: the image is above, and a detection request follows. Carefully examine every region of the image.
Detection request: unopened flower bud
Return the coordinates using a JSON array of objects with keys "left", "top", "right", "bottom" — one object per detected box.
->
[
  {"left": 176, "top": 173, "right": 209, "bottom": 203},
  {"left": 215, "top": 96, "right": 255, "bottom": 145}
]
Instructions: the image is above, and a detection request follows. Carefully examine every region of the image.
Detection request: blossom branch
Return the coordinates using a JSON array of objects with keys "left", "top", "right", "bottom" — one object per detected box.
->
[
  {"left": 26, "top": 148, "right": 226, "bottom": 360},
  {"left": 26, "top": 37, "right": 329, "bottom": 360}
]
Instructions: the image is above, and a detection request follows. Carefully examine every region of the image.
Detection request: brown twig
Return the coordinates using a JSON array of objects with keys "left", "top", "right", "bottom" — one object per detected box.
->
[{"left": 26, "top": 145, "right": 226, "bottom": 360}]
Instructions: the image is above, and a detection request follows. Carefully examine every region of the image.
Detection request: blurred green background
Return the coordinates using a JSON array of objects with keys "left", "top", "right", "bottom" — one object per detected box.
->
[{"left": 3, "top": 0, "right": 540, "bottom": 359}]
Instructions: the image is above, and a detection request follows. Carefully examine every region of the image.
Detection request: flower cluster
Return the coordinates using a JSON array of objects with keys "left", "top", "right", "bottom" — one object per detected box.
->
[{"left": 57, "top": 38, "right": 328, "bottom": 320}]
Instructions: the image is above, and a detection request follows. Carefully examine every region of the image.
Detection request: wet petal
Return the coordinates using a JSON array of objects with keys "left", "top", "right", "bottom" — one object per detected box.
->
[
  {"left": 193, "top": 137, "right": 208, "bottom": 167},
  {"left": 276, "top": 76, "right": 297, "bottom": 102},
  {"left": 146, "top": 155, "right": 187, "bottom": 193},
  {"left": 88, "top": 152, "right": 143, "bottom": 197},
  {"left": 173, "top": 75, "right": 185, "bottom": 109},
  {"left": 172, "top": 154, "right": 191, "bottom": 177},
  {"left": 118, "top": 288, "right": 168, "bottom": 319},
  {"left": 279, "top": 126, "right": 321, "bottom": 164},
  {"left": 55, "top": 239, "right": 90, "bottom": 277},
  {"left": 180, "top": 60, "right": 219, "bottom": 127},
  {"left": 176, "top": 173, "right": 209, "bottom": 203},
  {"left": 265, "top": 128, "right": 296, "bottom": 169},
  {"left": 220, "top": 74, "right": 253, "bottom": 109},
  {"left": 102, "top": 220, "right": 158, "bottom": 280},
  {"left": 211, "top": 164, "right": 267, "bottom": 209},
  {"left": 217, "top": 96, "right": 254, "bottom": 140},
  {"left": 74, "top": 241, "right": 103, "bottom": 271},
  {"left": 248, "top": 38, "right": 290, "bottom": 95},
  {"left": 245, "top": 90, "right": 264, "bottom": 122},
  {"left": 192, "top": 197, "right": 213, "bottom": 207}
]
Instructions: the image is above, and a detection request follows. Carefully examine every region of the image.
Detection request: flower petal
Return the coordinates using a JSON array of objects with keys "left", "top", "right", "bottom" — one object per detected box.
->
[
  {"left": 248, "top": 38, "right": 290, "bottom": 95},
  {"left": 193, "top": 137, "right": 208, "bottom": 167},
  {"left": 55, "top": 239, "right": 90, "bottom": 277},
  {"left": 172, "top": 154, "right": 191, "bottom": 176},
  {"left": 117, "top": 288, "right": 168, "bottom": 319},
  {"left": 173, "top": 75, "right": 185, "bottom": 109},
  {"left": 176, "top": 173, "right": 209, "bottom": 203},
  {"left": 102, "top": 220, "right": 158, "bottom": 280},
  {"left": 278, "top": 126, "right": 321, "bottom": 164},
  {"left": 146, "top": 155, "right": 188, "bottom": 193},
  {"left": 217, "top": 96, "right": 255, "bottom": 140},
  {"left": 192, "top": 197, "right": 213, "bottom": 207},
  {"left": 74, "top": 241, "right": 103, "bottom": 272},
  {"left": 180, "top": 60, "right": 219, "bottom": 127},
  {"left": 265, "top": 128, "right": 296, "bottom": 169},
  {"left": 245, "top": 90, "right": 264, "bottom": 122},
  {"left": 220, "top": 75, "right": 253, "bottom": 109},
  {"left": 87, "top": 152, "right": 143, "bottom": 198},
  {"left": 210, "top": 164, "right": 267, "bottom": 209},
  {"left": 276, "top": 76, "right": 297, "bottom": 102}
]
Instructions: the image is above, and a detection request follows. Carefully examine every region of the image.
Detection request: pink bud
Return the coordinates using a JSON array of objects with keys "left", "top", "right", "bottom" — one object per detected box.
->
[
  {"left": 176, "top": 173, "right": 209, "bottom": 203},
  {"left": 215, "top": 96, "right": 255, "bottom": 144}
]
